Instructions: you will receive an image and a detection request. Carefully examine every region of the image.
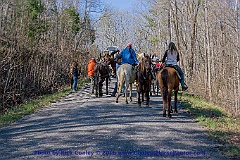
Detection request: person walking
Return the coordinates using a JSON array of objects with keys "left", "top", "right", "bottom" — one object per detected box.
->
[
  {"left": 119, "top": 42, "right": 138, "bottom": 66},
  {"left": 88, "top": 58, "right": 96, "bottom": 94},
  {"left": 71, "top": 60, "right": 79, "bottom": 91}
]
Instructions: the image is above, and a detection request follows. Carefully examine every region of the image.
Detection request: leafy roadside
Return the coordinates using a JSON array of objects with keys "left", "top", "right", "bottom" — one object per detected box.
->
[
  {"left": 0, "top": 79, "right": 89, "bottom": 128},
  {"left": 178, "top": 92, "right": 240, "bottom": 159}
]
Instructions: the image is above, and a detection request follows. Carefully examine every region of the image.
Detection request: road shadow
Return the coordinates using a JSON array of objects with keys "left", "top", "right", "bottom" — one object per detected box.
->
[{"left": 0, "top": 81, "right": 228, "bottom": 160}]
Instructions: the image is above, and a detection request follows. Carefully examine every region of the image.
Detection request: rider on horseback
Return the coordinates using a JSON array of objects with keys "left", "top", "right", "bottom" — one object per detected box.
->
[
  {"left": 161, "top": 42, "right": 188, "bottom": 91},
  {"left": 119, "top": 42, "right": 138, "bottom": 67},
  {"left": 119, "top": 42, "right": 139, "bottom": 85}
]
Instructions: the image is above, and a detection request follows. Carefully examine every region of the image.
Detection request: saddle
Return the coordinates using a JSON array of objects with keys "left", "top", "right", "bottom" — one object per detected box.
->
[{"left": 164, "top": 65, "right": 181, "bottom": 80}]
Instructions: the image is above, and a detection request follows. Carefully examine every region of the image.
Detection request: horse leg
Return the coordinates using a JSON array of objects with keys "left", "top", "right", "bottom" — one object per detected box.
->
[
  {"left": 99, "top": 78, "right": 104, "bottom": 97},
  {"left": 106, "top": 77, "right": 108, "bottom": 95},
  {"left": 174, "top": 90, "right": 178, "bottom": 113},
  {"left": 146, "top": 89, "right": 150, "bottom": 106},
  {"left": 95, "top": 77, "right": 99, "bottom": 97},
  {"left": 116, "top": 81, "right": 122, "bottom": 103},
  {"left": 163, "top": 101, "right": 167, "bottom": 117},
  {"left": 125, "top": 81, "right": 129, "bottom": 104},
  {"left": 137, "top": 84, "right": 141, "bottom": 106},
  {"left": 167, "top": 92, "right": 172, "bottom": 118},
  {"left": 140, "top": 84, "right": 146, "bottom": 102},
  {"left": 129, "top": 83, "right": 133, "bottom": 102},
  {"left": 161, "top": 90, "right": 167, "bottom": 117}
]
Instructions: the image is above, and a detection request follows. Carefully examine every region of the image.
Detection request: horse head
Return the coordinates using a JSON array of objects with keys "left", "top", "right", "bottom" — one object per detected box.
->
[
  {"left": 139, "top": 54, "right": 152, "bottom": 75},
  {"left": 104, "top": 53, "right": 116, "bottom": 76},
  {"left": 137, "top": 53, "right": 145, "bottom": 62}
]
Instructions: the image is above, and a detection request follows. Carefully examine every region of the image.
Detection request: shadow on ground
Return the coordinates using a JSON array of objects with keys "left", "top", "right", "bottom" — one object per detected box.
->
[{"left": 0, "top": 81, "right": 228, "bottom": 160}]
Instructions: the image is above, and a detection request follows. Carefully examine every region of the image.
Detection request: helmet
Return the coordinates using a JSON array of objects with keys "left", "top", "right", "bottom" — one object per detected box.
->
[{"left": 127, "top": 42, "right": 132, "bottom": 47}]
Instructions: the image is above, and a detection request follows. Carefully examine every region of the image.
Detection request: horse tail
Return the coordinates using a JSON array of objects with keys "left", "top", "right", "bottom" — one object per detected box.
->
[{"left": 161, "top": 69, "right": 168, "bottom": 101}]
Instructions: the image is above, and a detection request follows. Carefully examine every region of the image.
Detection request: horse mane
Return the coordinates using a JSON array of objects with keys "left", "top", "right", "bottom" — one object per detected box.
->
[
  {"left": 137, "top": 53, "right": 145, "bottom": 61},
  {"left": 140, "top": 57, "right": 145, "bottom": 74}
]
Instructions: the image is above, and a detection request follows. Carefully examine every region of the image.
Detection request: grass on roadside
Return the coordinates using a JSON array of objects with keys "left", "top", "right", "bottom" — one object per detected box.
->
[
  {"left": 178, "top": 92, "right": 240, "bottom": 159},
  {"left": 0, "top": 78, "right": 89, "bottom": 127}
]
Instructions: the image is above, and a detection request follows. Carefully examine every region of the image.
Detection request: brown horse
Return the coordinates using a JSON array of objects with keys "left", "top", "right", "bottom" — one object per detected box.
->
[
  {"left": 137, "top": 54, "right": 152, "bottom": 106},
  {"left": 157, "top": 67, "right": 180, "bottom": 118},
  {"left": 94, "top": 60, "right": 110, "bottom": 97},
  {"left": 105, "top": 54, "right": 116, "bottom": 76}
]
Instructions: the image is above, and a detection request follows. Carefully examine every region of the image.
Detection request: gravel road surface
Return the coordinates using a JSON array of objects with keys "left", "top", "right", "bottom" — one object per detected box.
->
[{"left": 0, "top": 78, "right": 228, "bottom": 160}]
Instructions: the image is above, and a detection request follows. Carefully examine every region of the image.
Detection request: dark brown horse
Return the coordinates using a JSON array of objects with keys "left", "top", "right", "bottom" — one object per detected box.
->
[
  {"left": 157, "top": 67, "right": 180, "bottom": 118},
  {"left": 94, "top": 60, "right": 110, "bottom": 97},
  {"left": 105, "top": 54, "right": 116, "bottom": 76},
  {"left": 137, "top": 54, "right": 152, "bottom": 106}
]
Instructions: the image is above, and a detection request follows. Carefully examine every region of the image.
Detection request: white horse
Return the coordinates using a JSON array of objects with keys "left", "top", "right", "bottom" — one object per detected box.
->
[{"left": 116, "top": 63, "right": 136, "bottom": 104}]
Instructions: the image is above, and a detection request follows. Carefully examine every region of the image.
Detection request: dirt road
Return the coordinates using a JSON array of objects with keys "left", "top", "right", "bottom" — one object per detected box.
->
[{"left": 0, "top": 79, "right": 228, "bottom": 159}]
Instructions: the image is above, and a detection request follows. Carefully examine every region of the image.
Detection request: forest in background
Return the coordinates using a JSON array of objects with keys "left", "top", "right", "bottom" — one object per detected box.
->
[{"left": 0, "top": 0, "right": 239, "bottom": 117}]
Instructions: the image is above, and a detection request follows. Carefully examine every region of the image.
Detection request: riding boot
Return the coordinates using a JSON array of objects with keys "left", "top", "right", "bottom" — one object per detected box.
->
[
  {"left": 175, "top": 65, "right": 188, "bottom": 91},
  {"left": 181, "top": 79, "right": 188, "bottom": 91}
]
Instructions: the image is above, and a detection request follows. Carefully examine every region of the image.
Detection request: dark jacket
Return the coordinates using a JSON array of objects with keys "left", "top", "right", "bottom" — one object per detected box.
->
[{"left": 72, "top": 67, "right": 79, "bottom": 77}]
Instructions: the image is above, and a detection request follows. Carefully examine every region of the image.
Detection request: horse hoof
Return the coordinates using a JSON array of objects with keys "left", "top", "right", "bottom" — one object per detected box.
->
[
  {"left": 116, "top": 100, "right": 118, "bottom": 103},
  {"left": 126, "top": 101, "right": 128, "bottom": 104},
  {"left": 163, "top": 114, "right": 166, "bottom": 117},
  {"left": 170, "top": 110, "right": 173, "bottom": 113},
  {"left": 174, "top": 110, "right": 178, "bottom": 113},
  {"left": 168, "top": 114, "right": 172, "bottom": 118}
]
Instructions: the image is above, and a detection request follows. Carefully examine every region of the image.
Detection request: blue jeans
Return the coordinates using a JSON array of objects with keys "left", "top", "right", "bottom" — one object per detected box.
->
[
  {"left": 72, "top": 76, "right": 78, "bottom": 91},
  {"left": 175, "top": 65, "right": 185, "bottom": 86},
  {"left": 112, "top": 80, "right": 125, "bottom": 94}
]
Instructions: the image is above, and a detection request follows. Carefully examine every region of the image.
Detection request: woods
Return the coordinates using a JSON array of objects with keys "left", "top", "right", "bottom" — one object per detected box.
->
[
  {"left": 0, "top": 0, "right": 99, "bottom": 113},
  {"left": 0, "top": 0, "right": 239, "bottom": 117}
]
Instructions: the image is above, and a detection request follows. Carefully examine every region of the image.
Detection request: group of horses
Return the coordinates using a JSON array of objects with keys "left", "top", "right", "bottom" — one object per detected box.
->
[
  {"left": 71, "top": 53, "right": 180, "bottom": 118},
  {"left": 115, "top": 53, "right": 179, "bottom": 118}
]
